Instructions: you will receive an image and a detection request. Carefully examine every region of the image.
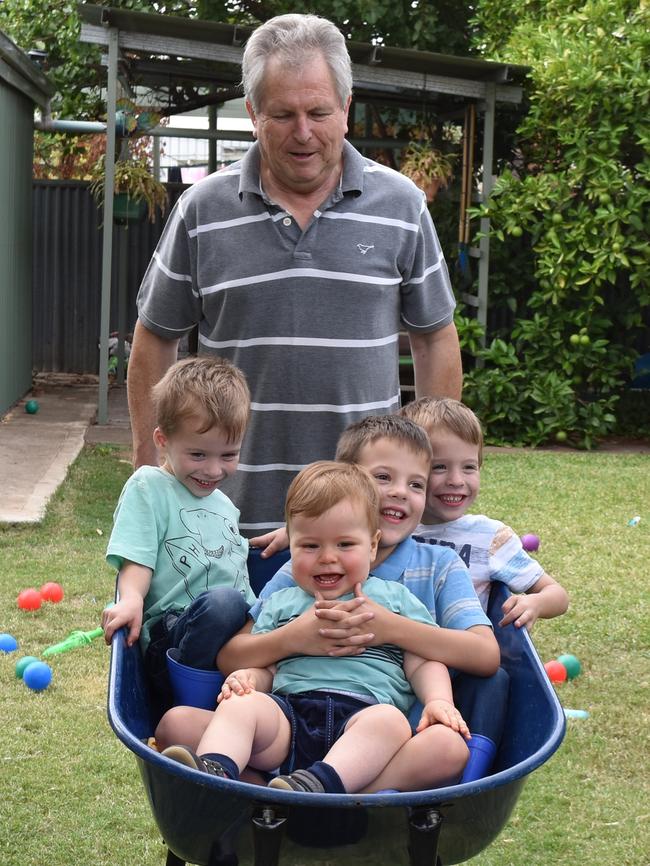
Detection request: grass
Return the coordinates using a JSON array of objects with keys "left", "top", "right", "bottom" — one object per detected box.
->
[{"left": 0, "top": 444, "right": 648, "bottom": 866}]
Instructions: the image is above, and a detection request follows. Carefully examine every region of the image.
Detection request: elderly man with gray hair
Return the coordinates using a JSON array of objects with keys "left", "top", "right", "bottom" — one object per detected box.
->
[{"left": 128, "top": 13, "right": 462, "bottom": 537}]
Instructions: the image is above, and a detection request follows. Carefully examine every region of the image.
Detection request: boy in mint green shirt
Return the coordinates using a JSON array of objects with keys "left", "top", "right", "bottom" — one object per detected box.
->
[{"left": 102, "top": 356, "right": 255, "bottom": 709}]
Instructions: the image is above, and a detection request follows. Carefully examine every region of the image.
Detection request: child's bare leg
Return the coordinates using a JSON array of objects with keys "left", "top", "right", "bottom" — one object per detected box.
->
[
  {"left": 362, "top": 725, "right": 469, "bottom": 793},
  {"left": 196, "top": 691, "right": 291, "bottom": 773},
  {"left": 155, "top": 703, "right": 279, "bottom": 784},
  {"left": 155, "top": 706, "right": 212, "bottom": 752},
  {"left": 324, "top": 704, "right": 412, "bottom": 792}
]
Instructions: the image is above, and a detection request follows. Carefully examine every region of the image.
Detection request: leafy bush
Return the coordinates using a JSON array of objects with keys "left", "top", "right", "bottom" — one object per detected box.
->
[{"left": 460, "top": 0, "right": 650, "bottom": 448}]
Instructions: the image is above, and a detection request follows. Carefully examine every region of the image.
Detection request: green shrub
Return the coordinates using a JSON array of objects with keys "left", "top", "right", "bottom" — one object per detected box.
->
[{"left": 460, "top": 0, "right": 650, "bottom": 447}]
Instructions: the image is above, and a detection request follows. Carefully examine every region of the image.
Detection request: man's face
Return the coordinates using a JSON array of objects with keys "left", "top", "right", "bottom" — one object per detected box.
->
[{"left": 247, "top": 52, "right": 350, "bottom": 198}]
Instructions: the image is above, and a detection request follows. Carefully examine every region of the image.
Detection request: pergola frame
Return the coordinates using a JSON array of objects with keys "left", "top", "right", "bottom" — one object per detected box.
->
[{"left": 77, "top": 4, "right": 527, "bottom": 423}]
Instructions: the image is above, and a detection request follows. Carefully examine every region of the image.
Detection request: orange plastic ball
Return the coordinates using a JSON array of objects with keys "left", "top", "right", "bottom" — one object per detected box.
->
[
  {"left": 40, "top": 581, "right": 64, "bottom": 603},
  {"left": 544, "top": 660, "right": 567, "bottom": 683},
  {"left": 17, "top": 588, "right": 42, "bottom": 611}
]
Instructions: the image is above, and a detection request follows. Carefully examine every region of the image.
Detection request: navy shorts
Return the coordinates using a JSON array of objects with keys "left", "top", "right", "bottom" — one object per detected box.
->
[{"left": 270, "top": 690, "right": 374, "bottom": 774}]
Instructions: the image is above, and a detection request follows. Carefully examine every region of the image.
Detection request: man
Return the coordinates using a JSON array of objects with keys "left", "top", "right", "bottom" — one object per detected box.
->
[{"left": 129, "top": 13, "right": 462, "bottom": 535}]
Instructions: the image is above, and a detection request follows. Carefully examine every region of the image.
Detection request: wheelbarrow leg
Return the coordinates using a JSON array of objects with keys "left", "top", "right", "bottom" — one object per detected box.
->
[
  {"left": 407, "top": 807, "right": 443, "bottom": 866},
  {"left": 252, "top": 805, "right": 287, "bottom": 866},
  {"left": 165, "top": 849, "right": 185, "bottom": 866}
]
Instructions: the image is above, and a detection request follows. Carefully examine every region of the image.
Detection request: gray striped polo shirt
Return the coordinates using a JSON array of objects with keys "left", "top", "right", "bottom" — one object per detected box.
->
[{"left": 137, "top": 141, "right": 455, "bottom": 533}]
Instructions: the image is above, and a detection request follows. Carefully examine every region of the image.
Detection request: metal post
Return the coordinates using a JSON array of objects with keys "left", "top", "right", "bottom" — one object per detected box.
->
[
  {"left": 97, "top": 26, "right": 119, "bottom": 423},
  {"left": 116, "top": 224, "right": 128, "bottom": 385},
  {"left": 476, "top": 82, "right": 496, "bottom": 353},
  {"left": 153, "top": 136, "right": 160, "bottom": 180},
  {"left": 208, "top": 103, "right": 217, "bottom": 173}
]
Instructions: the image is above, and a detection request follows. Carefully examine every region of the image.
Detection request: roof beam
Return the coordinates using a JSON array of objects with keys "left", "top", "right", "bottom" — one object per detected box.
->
[{"left": 80, "top": 23, "right": 522, "bottom": 105}]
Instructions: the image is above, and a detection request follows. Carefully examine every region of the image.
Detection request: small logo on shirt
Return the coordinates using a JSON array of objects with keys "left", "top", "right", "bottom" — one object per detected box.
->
[{"left": 357, "top": 243, "right": 375, "bottom": 255}]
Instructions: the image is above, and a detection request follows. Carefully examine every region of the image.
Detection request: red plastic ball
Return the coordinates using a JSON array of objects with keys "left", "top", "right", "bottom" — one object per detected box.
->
[
  {"left": 40, "top": 581, "right": 64, "bottom": 603},
  {"left": 17, "top": 588, "right": 42, "bottom": 611},
  {"left": 544, "top": 660, "right": 567, "bottom": 683}
]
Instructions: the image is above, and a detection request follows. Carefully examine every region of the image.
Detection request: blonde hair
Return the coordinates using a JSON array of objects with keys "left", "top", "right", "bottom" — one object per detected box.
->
[
  {"left": 152, "top": 356, "right": 250, "bottom": 441},
  {"left": 400, "top": 398, "right": 484, "bottom": 466},
  {"left": 285, "top": 461, "right": 380, "bottom": 536},
  {"left": 335, "top": 415, "right": 433, "bottom": 466}
]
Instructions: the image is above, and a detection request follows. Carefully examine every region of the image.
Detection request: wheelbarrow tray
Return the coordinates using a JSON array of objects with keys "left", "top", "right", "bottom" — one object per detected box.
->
[{"left": 108, "top": 580, "right": 565, "bottom": 865}]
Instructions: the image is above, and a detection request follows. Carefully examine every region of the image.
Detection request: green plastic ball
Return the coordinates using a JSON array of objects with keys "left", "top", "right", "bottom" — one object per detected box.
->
[
  {"left": 25, "top": 400, "right": 40, "bottom": 414},
  {"left": 16, "top": 656, "right": 40, "bottom": 679},
  {"left": 557, "top": 653, "right": 582, "bottom": 680}
]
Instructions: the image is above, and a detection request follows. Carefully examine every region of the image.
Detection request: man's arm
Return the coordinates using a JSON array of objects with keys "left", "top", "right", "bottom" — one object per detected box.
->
[
  {"left": 127, "top": 320, "right": 179, "bottom": 468},
  {"left": 409, "top": 322, "right": 462, "bottom": 400}
]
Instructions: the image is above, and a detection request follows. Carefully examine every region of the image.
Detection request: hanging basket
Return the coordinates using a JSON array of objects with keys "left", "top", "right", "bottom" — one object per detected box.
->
[{"left": 113, "top": 193, "right": 147, "bottom": 223}]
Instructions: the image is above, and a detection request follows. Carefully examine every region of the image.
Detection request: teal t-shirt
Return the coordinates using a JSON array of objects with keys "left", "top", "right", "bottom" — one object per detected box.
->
[
  {"left": 106, "top": 466, "right": 254, "bottom": 649},
  {"left": 251, "top": 576, "right": 436, "bottom": 714}
]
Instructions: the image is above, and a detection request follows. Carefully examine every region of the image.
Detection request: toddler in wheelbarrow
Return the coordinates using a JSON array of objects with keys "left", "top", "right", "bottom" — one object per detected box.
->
[{"left": 159, "top": 459, "right": 471, "bottom": 793}]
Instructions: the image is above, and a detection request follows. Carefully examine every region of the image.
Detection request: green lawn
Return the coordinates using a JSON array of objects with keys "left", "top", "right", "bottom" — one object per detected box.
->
[{"left": 0, "top": 445, "right": 648, "bottom": 865}]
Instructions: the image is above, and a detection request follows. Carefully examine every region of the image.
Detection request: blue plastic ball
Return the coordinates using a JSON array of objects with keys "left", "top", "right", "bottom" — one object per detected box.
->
[
  {"left": 0, "top": 633, "right": 18, "bottom": 653},
  {"left": 23, "top": 661, "right": 52, "bottom": 691}
]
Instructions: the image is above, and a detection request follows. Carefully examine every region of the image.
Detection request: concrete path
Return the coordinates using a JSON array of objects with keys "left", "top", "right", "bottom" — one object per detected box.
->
[{"left": 0, "top": 383, "right": 130, "bottom": 524}]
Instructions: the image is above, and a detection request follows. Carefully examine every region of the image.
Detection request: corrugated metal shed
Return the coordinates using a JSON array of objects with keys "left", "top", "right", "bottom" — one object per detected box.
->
[
  {"left": 32, "top": 181, "right": 186, "bottom": 373},
  {"left": 0, "top": 30, "right": 53, "bottom": 414}
]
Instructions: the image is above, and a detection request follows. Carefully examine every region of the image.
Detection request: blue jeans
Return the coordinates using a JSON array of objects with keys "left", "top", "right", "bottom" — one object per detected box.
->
[
  {"left": 406, "top": 666, "right": 510, "bottom": 748},
  {"left": 452, "top": 667, "right": 510, "bottom": 748},
  {"left": 144, "top": 587, "right": 249, "bottom": 715}
]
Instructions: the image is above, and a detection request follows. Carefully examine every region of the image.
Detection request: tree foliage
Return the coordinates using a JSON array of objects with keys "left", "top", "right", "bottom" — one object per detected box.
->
[
  {"left": 461, "top": 0, "right": 650, "bottom": 448},
  {"left": 0, "top": 0, "right": 474, "bottom": 119}
]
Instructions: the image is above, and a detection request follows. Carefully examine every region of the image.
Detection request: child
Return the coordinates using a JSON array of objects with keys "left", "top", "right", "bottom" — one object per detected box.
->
[
  {"left": 102, "top": 356, "right": 256, "bottom": 709},
  {"left": 160, "top": 461, "right": 470, "bottom": 793},
  {"left": 159, "top": 416, "right": 498, "bottom": 791},
  {"left": 400, "top": 397, "right": 569, "bottom": 630}
]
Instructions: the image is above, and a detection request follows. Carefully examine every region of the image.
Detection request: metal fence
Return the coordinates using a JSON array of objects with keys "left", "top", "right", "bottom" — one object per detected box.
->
[{"left": 32, "top": 179, "right": 185, "bottom": 373}]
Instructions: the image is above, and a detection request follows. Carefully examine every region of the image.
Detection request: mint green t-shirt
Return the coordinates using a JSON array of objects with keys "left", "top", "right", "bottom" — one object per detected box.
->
[
  {"left": 252, "top": 576, "right": 437, "bottom": 714},
  {"left": 106, "top": 466, "right": 253, "bottom": 649}
]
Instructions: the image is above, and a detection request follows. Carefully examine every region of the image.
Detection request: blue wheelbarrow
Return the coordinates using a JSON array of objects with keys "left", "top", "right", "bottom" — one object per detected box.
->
[{"left": 107, "top": 551, "right": 565, "bottom": 866}]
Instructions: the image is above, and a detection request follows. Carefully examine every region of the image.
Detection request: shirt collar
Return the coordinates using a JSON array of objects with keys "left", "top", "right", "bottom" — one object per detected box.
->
[
  {"left": 370, "top": 536, "right": 416, "bottom": 582},
  {"left": 238, "top": 142, "right": 262, "bottom": 198},
  {"left": 340, "top": 140, "right": 364, "bottom": 195}
]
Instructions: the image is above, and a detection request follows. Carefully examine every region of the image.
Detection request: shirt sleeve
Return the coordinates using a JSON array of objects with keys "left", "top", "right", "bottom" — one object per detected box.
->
[
  {"left": 248, "top": 561, "right": 296, "bottom": 621},
  {"left": 399, "top": 195, "right": 456, "bottom": 333},
  {"left": 105, "top": 474, "right": 161, "bottom": 572},
  {"left": 136, "top": 193, "right": 203, "bottom": 339},
  {"left": 434, "top": 547, "right": 492, "bottom": 630},
  {"left": 389, "top": 582, "right": 438, "bottom": 626},
  {"left": 488, "top": 524, "right": 545, "bottom": 592},
  {"left": 250, "top": 597, "right": 282, "bottom": 634}
]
